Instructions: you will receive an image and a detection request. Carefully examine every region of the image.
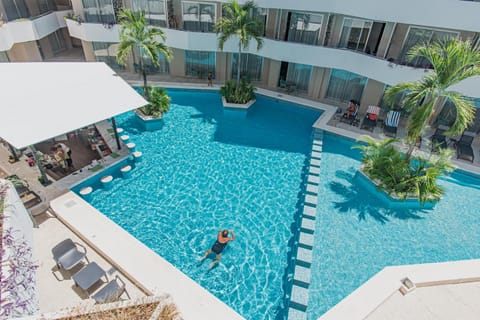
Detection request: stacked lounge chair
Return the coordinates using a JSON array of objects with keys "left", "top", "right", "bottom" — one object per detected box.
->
[
  {"left": 383, "top": 110, "right": 401, "bottom": 137},
  {"left": 456, "top": 131, "right": 476, "bottom": 162},
  {"left": 430, "top": 125, "right": 449, "bottom": 152}
]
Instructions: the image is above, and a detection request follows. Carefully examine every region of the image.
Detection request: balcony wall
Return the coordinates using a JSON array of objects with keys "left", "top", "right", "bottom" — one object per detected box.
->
[
  {"left": 64, "top": 23, "right": 480, "bottom": 98},
  {"left": 0, "top": 10, "right": 72, "bottom": 51},
  {"left": 254, "top": 0, "right": 480, "bottom": 32}
]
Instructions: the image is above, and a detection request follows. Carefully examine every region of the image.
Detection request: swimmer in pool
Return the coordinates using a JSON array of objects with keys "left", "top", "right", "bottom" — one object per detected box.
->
[{"left": 199, "top": 229, "right": 235, "bottom": 269}]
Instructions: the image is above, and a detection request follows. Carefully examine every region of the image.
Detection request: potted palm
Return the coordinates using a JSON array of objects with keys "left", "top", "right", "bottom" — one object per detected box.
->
[
  {"left": 215, "top": 0, "right": 263, "bottom": 110},
  {"left": 357, "top": 39, "right": 480, "bottom": 205},
  {"left": 134, "top": 86, "right": 171, "bottom": 131}
]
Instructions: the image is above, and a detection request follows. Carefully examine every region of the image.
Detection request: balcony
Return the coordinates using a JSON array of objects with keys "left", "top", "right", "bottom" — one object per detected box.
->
[
  {"left": 0, "top": 10, "right": 72, "bottom": 51},
  {"left": 63, "top": 23, "right": 480, "bottom": 98}
]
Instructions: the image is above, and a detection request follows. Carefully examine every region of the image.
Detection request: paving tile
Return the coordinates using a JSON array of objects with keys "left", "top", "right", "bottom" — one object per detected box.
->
[
  {"left": 299, "top": 232, "right": 314, "bottom": 246},
  {"left": 311, "top": 151, "right": 322, "bottom": 159},
  {"left": 310, "top": 158, "right": 321, "bottom": 167},
  {"left": 301, "top": 218, "right": 315, "bottom": 231},
  {"left": 309, "top": 166, "right": 320, "bottom": 175},
  {"left": 305, "top": 194, "right": 318, "bottom": 205},
  {"left": 297, "top": 247, "right": 313, "bottom": 264},
  {"left": 307, "top": 175, "right": 320, "bottom": 184},
  {"left": 290, "top": 285, "right": 309, "bottom": 306},
  {"left": 294, "top": 265, "right": 312, "bottom": 284},
  {"left": 288, "top": 308, "right": 307, "bottom": 320},
  {"left": 306, "top": 184, "right": 318, "bottom": 194},
  {"left": 303, "top": 205, "right": 316, "bottom": 218},
  {"left": 312, "top": 145, "right": 322, "bottom": 152}
]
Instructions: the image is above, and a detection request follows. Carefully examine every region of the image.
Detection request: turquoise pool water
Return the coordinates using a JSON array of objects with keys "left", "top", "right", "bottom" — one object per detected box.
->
[
  {"left": 306, "top": 133, "right": 480, "bottom": 319},
  {"left": 74, "top": 90, "right": 321, "bottom": 319},
  {"left": 73, "top": 89, "right": 480, "bottom": 320}
]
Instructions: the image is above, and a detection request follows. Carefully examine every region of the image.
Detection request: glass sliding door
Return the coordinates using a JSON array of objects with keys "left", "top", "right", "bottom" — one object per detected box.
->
[
  {"left": 185, "top": 50, "right": 215, "bottom": 78},
  {"left": 132, "top": 0, "right": 166, "bottom": 26},
  {"left": 231, "top": 53, "right": 263, "bottom": 81},
  {"left": 287, "top": 12, "right": 323, "bottom": 45},
  {"left": 82, "top": 0, "right": 116, "bottom": 23},
  {"left": 182, "top": 1, "right": 216, "bottom": 32},
  {"left": 48, "top": 30, "right": 67, "bottom": 55},
  {"left": 2, "top": 0, "right": 29, "bottom": 20},
  {"left": 399, "top": 27, "right": 458, "bottom": 67},
  {"left": 38, "top": 0, "right": 57, "bottom": 15},
  {"left": 325, "top": 69, "right": 367, "bottom": 103},
  {"left": 133, "top": 48, "right": 170, "bottom": 74},
  {"left": 338, "top": 18, "right": 373, "bottom": 52},
  {"left": 0, "top": 52, "right": 9, "bottom": 62},
  {"left": 92, "top": 42, "right": 125, "bottom": 70},
  {"left": 286, "top": 63, "right": 312, "bottom": 92}
]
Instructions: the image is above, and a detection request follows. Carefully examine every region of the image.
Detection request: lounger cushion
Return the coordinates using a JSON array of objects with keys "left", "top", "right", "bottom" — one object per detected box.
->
[{"left": 457, "top": 143, "right": 474, "bottom": 162}]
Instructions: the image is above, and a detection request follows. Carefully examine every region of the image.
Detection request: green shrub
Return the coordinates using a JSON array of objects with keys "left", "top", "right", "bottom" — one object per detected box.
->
[
  {"left": 220, "top": 79, "right": 255, "bottom": 104},
  {"left": 140, "top": 86, "right": 171, "bottom": 118},
  {"left": 354, "top": 136, "right": 455, "bottom": 204}
]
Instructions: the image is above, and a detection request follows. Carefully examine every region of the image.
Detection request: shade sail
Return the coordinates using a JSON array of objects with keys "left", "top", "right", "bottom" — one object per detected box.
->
[{"left": 0, "top": 62, "right": 148, "bottom": 149}]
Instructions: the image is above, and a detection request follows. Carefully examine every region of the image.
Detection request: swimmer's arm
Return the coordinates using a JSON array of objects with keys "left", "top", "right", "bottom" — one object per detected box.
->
[{"left": 230, "top": 230, "right": 236, "bottom": 241}]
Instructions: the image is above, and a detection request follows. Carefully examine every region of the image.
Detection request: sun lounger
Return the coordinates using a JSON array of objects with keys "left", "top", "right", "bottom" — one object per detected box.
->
[
  {"left": 430, "top": 125, "right": 449, "bottom": 152},
  {"left": 52, "top": 238, "right": 88, "bottom": 271},
  {"left": 456, "top": 132, "right": 475, "bottom": 162},
  {"left": 92, "top": 275, "right": 130, "bottom": 304},
  {"left": 72, "top": 262, "right": 107, "bottom": 293},
  {"left": 383, "top": 111, "right": 401, "bottom": 137},
  {"left": 361, "top": 105, "right": 381, "bottom": 132}
]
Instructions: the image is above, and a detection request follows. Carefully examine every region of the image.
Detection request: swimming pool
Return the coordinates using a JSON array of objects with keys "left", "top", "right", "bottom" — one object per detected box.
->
[
  {"left": 306, "top": 133, "right": 480, "bottom": 319},
  {"left": 73, "top": 89, "right": 480, "bottom": 320},
  {"left": 73, "top": 89, "right": 322, "bottom": 319}
]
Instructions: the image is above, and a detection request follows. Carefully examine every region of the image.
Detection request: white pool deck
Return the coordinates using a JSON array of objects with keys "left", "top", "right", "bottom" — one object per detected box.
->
[{"left": 2, "top": 83, "right": 480, "bottom": 320}]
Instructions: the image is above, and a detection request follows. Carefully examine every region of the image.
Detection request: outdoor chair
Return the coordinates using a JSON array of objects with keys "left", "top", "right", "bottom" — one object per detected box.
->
[
  {"left": 361, "top": 105, "right": 381, "bottom": 132},
  {"left": 72, "top": 262, "right": 107, "bottom": 294},
  {"left": 383, "top": 111, "right": 401, "bottom": 137},
  {"left": 430, "top": 125, "right": 449, "bottom": 152},
  {"left": 52, "top": 238, "right": 88, "bottom": 271},
  {"left": 456, "top": 132, "right": 475, "bottom": 163},
  {"left": 92, "top": 275, "right": 130, "bottom": 304}
]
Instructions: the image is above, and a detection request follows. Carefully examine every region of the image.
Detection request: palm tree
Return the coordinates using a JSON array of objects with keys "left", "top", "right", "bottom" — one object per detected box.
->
[
  {"left": 116, "top": 9, "right": 172, "bottom": 98},
  {"left": 141, "top": 86, "right": 171, "bottom": 118},
  {"left": 384, "top": 38, "right": 480, "bottom": 159},
  {"left": 215, "top": 0, "right": 264, "bottom": 85}
]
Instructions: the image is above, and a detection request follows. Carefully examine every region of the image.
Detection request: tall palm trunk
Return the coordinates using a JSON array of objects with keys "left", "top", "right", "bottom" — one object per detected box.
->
[
  {"left": 140, "top": 57, "right": 149, "bottom": 99},
  {"left": 237, "top": 42, "right": 242, "bottom": 85}
]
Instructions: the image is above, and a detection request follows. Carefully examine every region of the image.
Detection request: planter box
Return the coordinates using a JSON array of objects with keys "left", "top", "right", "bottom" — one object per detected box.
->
[
  {"left": 221, "top": 96, "right": 255, "bottom": 119},
  {"left": 134, "top": 109, "right": 164, "bottom": 131},
  {"left": 355, "top": 170, "right": 437, "bottom": 209}
]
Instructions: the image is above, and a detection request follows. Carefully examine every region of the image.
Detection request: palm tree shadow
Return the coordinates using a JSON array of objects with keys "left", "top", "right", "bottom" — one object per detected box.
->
[
  {"left": 330, "top": 169, "right": 427, "bottom": 224},
  {"left": 190, "top": 113, "right": 217, "bottom": 124}
]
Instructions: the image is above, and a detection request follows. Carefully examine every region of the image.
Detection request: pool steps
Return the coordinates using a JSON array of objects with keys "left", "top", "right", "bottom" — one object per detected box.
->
[{"left": 288, "top": 129, "right": 323, "bottom": 320}]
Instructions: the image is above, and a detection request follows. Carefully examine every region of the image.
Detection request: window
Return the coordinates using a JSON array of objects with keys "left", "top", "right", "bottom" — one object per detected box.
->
[
  {"left": 133, "top": 48, "right": 170, "bottom": 74},
  {"left": 231, "top": 53, "right": 263, "bottom": 81},
  {"left": 38, "top": 0, "right": 57, "bottom": 15},
  {"left": 132, "top": 0, "right": 166, "bottom": 26},
  {"left": 325, "top": 69, "right": 367, "bottom": 103},
  {"left": 286, "top": 63, "right": 312, "bottom": 92},
  {"left": 399, "top": 27, "right": 458, "bottom": 67},
  {"left": 92, "top": 42, "right": 124, "bottom": 70},
  {"left": 2, "top": 0, "right": 29, "bottom": 20},
  {"left": 48, "top": 30, "right": 67, "bottom": 55},
  {"left": 338, "top": 18, "right": 372, "bottom": 52},
  {"left": 185, "top": 50, "right": 215, "bottom": 78},
  {"left": 182, "top": 1, "right": 216, "bottom": 32},
  {"left": 287, "top": 12, "right": 323, "bottom": 45},
  {"left": 0, "top": 52, "right": 9, "bottom": 62},
  {"left": 82, "top": 0, "right": 116, "bottom": 23}
]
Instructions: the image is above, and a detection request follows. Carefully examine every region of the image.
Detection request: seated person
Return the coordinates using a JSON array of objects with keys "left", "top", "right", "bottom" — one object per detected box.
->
[{"left": 343, "top": 100, "right": 357, "bottom": 119}]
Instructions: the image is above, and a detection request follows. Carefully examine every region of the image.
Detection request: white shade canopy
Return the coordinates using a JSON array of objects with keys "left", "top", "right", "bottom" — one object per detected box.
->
[{"left": 0, "top": 62, "right": 148, "bottom": 149}]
